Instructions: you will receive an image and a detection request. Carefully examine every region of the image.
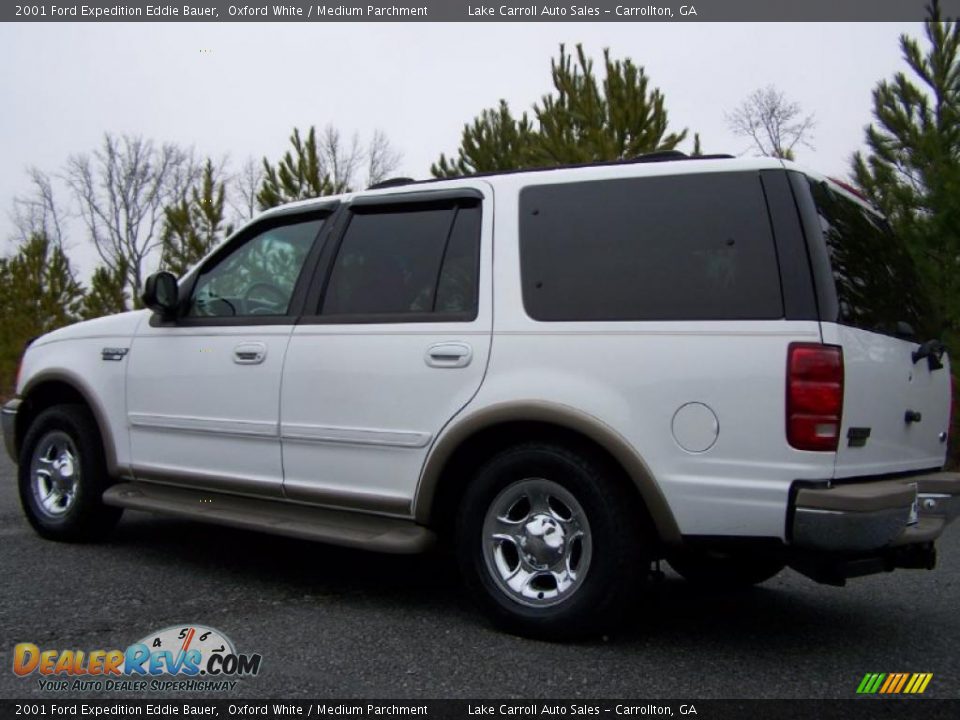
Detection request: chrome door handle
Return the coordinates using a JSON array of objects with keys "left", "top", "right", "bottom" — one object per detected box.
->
[
  {"left": 425, "top": 342, "right": 473, "bottom": 368},
  {"left": 233, "top": 342, "right": 267, "bottom": 365}
]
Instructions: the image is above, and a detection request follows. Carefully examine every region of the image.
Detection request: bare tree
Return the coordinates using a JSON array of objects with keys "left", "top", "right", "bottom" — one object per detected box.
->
[
  {"left": 230, "top": 157, "right": 265, "bottom": 222},
  {"left": 316, "top": 125, "right": 401, "bottom": 190},
  {"left": 726, "top": 85, "right": 816, "bottom": 160},
  {"left": 319, "top": 125, "right": 363, "bottom": 194},
  {"left": 367, "top": 129, "right": 403, "bottom": 186},
  {"left": 11, "top": 168, "right": 67, "bottom": 248},
  {"left": 64, "top": 133, "right": 198, "bottom": 305}
]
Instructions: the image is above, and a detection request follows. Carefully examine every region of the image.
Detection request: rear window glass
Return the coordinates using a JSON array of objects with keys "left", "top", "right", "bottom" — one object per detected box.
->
[
  {"left": 519, "top": 173, "right": 783, "bottom": 321},
  {"left": 808, "top": 180, "right": 936, "bottom": 340}
]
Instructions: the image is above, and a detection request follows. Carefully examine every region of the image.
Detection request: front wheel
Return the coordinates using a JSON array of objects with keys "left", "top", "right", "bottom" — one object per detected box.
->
[
  {"left": 456, "top": 443, "right": 650, "bottom": 640},
  {"left": 18, "top": 404, "right": 122, "bottom": 542}
]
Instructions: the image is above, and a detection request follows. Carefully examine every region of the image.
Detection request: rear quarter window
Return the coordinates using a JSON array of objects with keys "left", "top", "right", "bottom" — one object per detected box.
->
[
  {"left": 518, "top": 172, "right": 784, "bottom": 321},
  {"left": 807, "top": 179, "right": 936, "bottom": 340}
]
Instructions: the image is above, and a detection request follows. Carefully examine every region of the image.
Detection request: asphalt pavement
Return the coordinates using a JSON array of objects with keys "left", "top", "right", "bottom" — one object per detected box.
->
[{"left": 1, "top": 453, "right": 958, "bottom": 700}]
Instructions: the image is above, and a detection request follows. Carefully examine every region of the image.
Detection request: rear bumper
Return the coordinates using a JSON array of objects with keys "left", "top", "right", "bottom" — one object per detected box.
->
[
  {"left": 790, "top": 471, "right": 960, "bottom": 553},
  {"left": 2, "top": 398, "right": 19, "bottom": 463}
]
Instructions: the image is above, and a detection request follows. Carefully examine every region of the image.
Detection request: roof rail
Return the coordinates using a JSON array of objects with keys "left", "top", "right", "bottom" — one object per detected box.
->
[
  {"left": 629, "top": 150, "right": 689, "bottom": 163},
  {"left": 363, "top": 152, "right": 739, "bottom": 192},
  {"left": 367, "top": 177, "right": 416, "bottom": 190}
]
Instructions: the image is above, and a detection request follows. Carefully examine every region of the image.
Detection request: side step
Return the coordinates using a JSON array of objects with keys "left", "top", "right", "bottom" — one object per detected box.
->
[{"left": 103, "top": 482, "right": 435, "bottom": 554}]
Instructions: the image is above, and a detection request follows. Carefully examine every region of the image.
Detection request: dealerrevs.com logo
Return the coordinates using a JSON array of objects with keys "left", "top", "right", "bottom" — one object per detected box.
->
[{"left": 12, "top": 624, "right": 262, "bottom": 692}]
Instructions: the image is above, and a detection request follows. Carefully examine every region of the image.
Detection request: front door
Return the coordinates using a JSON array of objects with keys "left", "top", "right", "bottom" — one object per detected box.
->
[{"left": 126, "top": 210, "right": 332, "bottom": 497}]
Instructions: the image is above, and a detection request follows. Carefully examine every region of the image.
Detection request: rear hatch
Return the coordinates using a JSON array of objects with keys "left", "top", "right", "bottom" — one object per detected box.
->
[{"left": 802, "top": 176, "right": 951, "bottom": 478}]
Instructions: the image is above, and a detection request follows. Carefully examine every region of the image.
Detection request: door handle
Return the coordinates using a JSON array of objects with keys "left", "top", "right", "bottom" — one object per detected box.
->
[
  {"left": 425, "top": 342, "right": 473, "bottom": 369},
  {"left": 233, "top": 342, "right": 267, "bottom": 365}
]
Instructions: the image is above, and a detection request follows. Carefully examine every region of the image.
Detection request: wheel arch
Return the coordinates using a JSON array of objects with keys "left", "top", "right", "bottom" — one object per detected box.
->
[
  {"left": 413, "top": 401, "right": 681, "bottom": 545},
  {"left": 16, "top": 371, "right": 120, "bottom": 476}
]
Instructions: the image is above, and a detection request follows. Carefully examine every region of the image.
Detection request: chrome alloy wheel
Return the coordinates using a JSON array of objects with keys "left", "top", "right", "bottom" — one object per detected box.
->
[
  {"left": 481, "top": 478, "right": 593, "bottom": 607},
  {"left": 30, "top": 431, "right": 81, "bottom": 519}
]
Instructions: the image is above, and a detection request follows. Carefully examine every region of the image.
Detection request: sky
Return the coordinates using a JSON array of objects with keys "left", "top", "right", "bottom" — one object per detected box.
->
[{"left": 0, "top": 21, "right": 926, "bottom": 277}]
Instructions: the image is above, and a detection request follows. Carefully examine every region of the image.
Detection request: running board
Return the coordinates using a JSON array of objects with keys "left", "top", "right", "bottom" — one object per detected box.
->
[{"left": 102, "top": 482, "right": 435, "bottom": 554}]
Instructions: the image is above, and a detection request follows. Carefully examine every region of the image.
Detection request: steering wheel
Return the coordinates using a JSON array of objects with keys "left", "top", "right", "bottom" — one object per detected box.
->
[{"left": 243, "top": 282, "right": 288, "bottom": 314}]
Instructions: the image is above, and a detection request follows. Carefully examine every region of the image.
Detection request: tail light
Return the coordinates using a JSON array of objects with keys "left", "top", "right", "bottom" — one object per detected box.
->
[{"left": 787, "top": 343, "right": 844, "bottom": 452}]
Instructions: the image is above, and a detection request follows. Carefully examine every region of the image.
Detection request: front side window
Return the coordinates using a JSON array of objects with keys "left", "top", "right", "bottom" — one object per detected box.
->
[
  {"left": 322, "top": 201, "right": 481, "bottom": 320},
  {"left": 187, "top": 217, "right": 324, "bottom": 318}
]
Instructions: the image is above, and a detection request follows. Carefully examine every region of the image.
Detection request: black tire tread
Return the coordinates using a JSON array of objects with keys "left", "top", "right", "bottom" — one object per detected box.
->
[
  {"left": 456, "top": 441, "right": 652, "bottom": 640},
  {"left": 18, "top": 404, "right": 122, "bottom": 542}
]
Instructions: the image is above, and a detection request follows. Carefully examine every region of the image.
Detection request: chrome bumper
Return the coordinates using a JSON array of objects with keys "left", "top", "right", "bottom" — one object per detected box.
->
[
  {"left": 2, "top": 398, "right": 20, "bottom": 463},
  {"left": 790, "top": 472, "right": 960, "bottom": 552}
]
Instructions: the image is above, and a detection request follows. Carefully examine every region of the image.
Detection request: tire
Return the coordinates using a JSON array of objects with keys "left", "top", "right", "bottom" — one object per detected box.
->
[
  {"left": 456, "top": 442, "right": 651, "bottom": 640},
  {"left": 667, "top": 548, "right": 785, "bottom": 588},
  {"left": 18, "top": 404, "right": 122, "bottom": 542}
]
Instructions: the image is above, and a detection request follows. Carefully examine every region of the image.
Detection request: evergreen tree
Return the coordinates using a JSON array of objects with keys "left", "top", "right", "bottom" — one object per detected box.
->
[
  {"left": 161, "top": 159, "right": 233, "bottom": 277},
  {"left": 259, "top": 127, "right": 335, "bottom": 210},
  {"left": 432, "top": 101, "right": 535, "bottom": 177},
  {"left": 691, "top": 133, "right": 703, "bottom": 157},
  {"left": 433, "top": 44, "right": 687, "bottom": 177},
  {"left": 852, "top": 0, "right": 960, "bottom": 336},
  {"left": 0, "top": 233, "right": 84, "bottom": 394},
  {"left": 258, "top": 126, "right": 401, "bottom": 209},
  {"left": 80, "top": 260, "right": 130, "bottom": 320}
]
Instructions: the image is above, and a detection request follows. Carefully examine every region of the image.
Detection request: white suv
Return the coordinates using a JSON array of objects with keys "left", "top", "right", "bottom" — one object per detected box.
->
[{"left": 5, "top": 154, "right": 958, "bottom": 639}]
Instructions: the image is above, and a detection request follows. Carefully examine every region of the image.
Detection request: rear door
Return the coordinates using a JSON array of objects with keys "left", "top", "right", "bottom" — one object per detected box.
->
[
  {"left": 279, "top": 185, "right": 493, "bottom": 515},
  {"left": 799, "top": 176, "right": 951, "bottom": 477}
]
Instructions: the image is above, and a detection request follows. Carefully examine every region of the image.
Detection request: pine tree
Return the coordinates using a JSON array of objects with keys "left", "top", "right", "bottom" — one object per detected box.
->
[
  {"left": 432, "top": 101, "right": 535, "bottom": 177},
  {"left": 258, "top": 126, "right": 401, "bottom": 208},
  {"left": 161, "top": 159, "right": 232, "bottom": 277},
  {"left": 0, "top": 233, "right": 84, "bottom": 394},
  {"left": 852, "top": 0, "right": 960, "bottom": 336},
  {"left": 81, "top": 261, "right": 129, "bottom": 320},
  {"left": 432, "top": 44, "right": 688, "bottom": 177},
  {"left": 259, "top": 127, "right": 335, "bottom": 210}
]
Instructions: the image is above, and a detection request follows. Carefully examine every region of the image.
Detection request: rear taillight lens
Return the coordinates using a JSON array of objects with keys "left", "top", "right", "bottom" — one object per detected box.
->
[{"left": 787, "top": 343, "right": 844, "bottom": 452}]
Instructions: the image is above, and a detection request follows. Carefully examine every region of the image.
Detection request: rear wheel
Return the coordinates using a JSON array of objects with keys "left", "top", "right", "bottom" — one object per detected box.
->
[
  {"left": 668, "top": 548, "right": 785, "bottom": 588},
  {"left": 18, "top": 404, "right": 122, "bottom": 542},
  {"left": 456, "top": 443, "right": 650, "bottom": 640}
]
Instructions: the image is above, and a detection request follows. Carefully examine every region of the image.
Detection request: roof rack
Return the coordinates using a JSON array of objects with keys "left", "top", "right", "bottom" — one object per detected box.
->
[
  {"left": 364, "top": 151, "right": 738, "bottom": 191},
  {"left": 367, "top": 177, "right": 416, "bottom": 190}
]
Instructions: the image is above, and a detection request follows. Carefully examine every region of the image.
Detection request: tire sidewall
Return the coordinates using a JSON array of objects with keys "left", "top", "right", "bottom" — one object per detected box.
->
[
  {"left": 457, "top": 444, "right": 643, "bottom": 638},
  {"left": 18, "top": 405, "right": 112, "bottom": 540}
]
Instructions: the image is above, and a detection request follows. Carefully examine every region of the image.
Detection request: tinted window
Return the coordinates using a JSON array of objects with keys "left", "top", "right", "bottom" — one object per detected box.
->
[
  {"left": 188, "top": 217, "right": 323, "bottom": 318},
  {"left": 323, "top": 202, "right": 480, "bottom": 319},
  {"left": 436, "top": 205, "right": 481, "bottom": 314},
  {"left": 808, "top": 180, "right": 935, "bottom": 340},
  {"left": 519, "top": 173, "right": 783, "bottom": 321}
]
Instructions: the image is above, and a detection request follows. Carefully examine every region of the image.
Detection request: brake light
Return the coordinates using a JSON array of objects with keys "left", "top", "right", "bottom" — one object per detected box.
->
[{"left": 787, "top": 343, "right": 844, "bottom": 451}]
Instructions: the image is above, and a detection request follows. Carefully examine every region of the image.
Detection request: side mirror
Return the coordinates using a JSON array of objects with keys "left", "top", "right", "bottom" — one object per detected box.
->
[{"left": 142, "top": 272, "right": 179, "bottom": 320}]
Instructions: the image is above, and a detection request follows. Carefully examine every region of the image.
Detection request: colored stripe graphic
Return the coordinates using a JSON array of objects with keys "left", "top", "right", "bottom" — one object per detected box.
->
[{"left": 857, "top": 673, "right": 932, "bottom": 694}]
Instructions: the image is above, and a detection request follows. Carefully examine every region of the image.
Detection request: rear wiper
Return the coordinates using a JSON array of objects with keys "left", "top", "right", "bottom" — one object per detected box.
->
[{"left": 912, "top": 339, "right": 946, "bottom": 371}]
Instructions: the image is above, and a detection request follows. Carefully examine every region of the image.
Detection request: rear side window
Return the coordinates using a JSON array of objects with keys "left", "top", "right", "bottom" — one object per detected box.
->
[
  {"left": 519, "top": 173, "right": 783, "bottom": 321},
  {"left": 808, "top": 180, "right": 935, "bottom": 340},
  {"left": 322, "top": 201, "right": 480, "bottom": 320}
]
